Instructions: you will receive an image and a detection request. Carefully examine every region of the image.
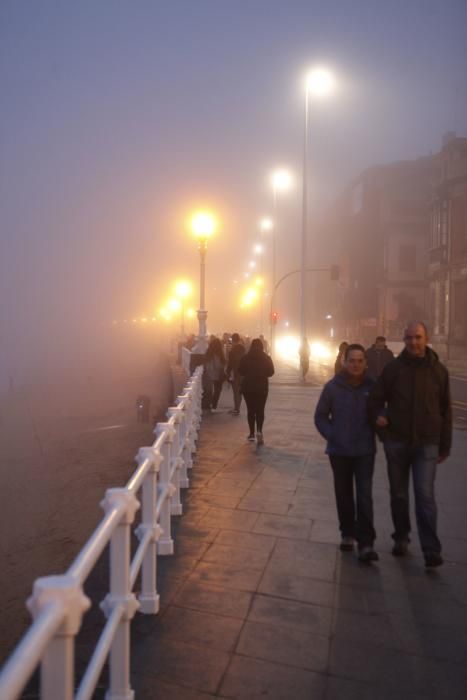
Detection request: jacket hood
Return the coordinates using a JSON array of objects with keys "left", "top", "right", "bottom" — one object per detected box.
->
[{"left": 399, "top": 346, "right": 439, "bottom": 366}]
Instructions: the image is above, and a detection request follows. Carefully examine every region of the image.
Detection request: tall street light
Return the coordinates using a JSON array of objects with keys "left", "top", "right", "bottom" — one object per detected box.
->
[
  {"left": 173, "top": 279, "right": 193, "bottom": 337},
  {"left": 300, "top": 66, "right": 335, "bottom": 348},
  {"left": 270, "top": 168, "right": 292, "bottom": 355},
  {"left": 190, "top": 210, "right": 217, "bottom": 353}
]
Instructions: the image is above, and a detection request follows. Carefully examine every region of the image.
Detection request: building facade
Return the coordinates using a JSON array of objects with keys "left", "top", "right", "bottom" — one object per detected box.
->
[
  {"left": 334, "top": 157, "right": 433, "bottom": 346},
  {"left": 428, "top": 135, "right": 467, "bottom": 360}
]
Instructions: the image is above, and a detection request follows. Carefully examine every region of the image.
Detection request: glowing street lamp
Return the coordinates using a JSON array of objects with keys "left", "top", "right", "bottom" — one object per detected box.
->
[
  {"left": 299, "top": 66, "right": 336, "bottom": 352},
  {"left": 259, "top": 217, "right": 273, "bottom": 233},
  {"left": 189, "top": 209, "right": 217, "bottom": 352},
  {"left": 173, "top": 279, "right": 193, "bottom": 336}
]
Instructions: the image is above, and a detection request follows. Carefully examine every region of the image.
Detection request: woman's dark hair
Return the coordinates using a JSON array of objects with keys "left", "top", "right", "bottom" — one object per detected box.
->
[
  {"left": 338, "top": 341, "right": 349, "bottom": 353},
  {"left": 205, "top": 337, "right": 225, "bottom": 362},
  {"left": 344, "top": 343, "right": 366, "bottom": 360},
  {"left": 249, "top": 338, "right": 263, "bottom": 353}
]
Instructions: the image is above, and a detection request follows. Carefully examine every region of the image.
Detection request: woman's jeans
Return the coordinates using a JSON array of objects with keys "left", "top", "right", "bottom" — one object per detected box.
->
[
  {"left": 242, "top": 391, "right": 268, "bottom": 434},
  {"left": 329, "top": 454, "right": 376, "bottom": 548},
  {"left": 383, "top": 441, "right": 441, "bottom": 554},
  {"left": 202, "top": 379, "right": 223, "bottom": 409}
]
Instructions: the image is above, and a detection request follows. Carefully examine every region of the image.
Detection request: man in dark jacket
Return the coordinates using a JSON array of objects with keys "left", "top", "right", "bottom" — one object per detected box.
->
[
  {"left": 365, "top": 336, "right": 394, "bottom": 380},
  {"left": 368, "top": 321, "right": 452, "bottom": 568},
  {"left": 314, "top": 344, "right": 378, "bottom": 562},
  {"left": 226, "top": 333, "right": 245, "bottom": 415}
]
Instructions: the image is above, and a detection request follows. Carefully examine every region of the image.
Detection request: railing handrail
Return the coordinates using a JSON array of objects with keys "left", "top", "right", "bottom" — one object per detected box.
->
[{"left": 0, "top": 364, "right": 204, "bottom": 700}]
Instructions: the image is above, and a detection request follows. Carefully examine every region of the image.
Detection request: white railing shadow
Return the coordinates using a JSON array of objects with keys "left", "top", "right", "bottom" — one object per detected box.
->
[{"left": 0, "top": 365, "right": 203, "bottom": 700}]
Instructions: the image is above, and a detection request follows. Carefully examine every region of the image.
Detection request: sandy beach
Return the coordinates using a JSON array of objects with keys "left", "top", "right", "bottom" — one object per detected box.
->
[{"left": 0, "top": 337, "right": 183, "bottom": 663}]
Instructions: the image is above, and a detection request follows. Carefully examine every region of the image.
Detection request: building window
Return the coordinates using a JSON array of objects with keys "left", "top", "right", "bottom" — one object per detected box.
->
[{"left": 398, "top": 245, "right": 416, "bottom": 272}]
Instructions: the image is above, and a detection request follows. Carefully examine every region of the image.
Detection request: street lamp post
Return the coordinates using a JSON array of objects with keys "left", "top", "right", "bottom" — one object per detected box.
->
[
  {"left": 270, "top": 169, "right": 292, "bottom": 356},
  {"left": 190, "top": 211, "right": 216, "bottom": 354},
  {"left": 299, "top": 67, "right": 335, "bottom": 348}
]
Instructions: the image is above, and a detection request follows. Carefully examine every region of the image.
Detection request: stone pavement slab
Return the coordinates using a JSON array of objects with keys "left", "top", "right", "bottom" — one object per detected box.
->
[{"left": 131, "top": 361, "right": 467, "bottom": 699}]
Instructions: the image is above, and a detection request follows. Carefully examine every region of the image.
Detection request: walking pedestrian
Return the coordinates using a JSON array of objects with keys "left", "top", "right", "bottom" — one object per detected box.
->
[
  {"left": 238, "top": 338, "right": 274, "bottom": 445},
  {"left": 226, "top": 332, "right": 245, "bottom": 415},
  {"left": 314, "top": 343, "right": 378, "bottom": 562},
  {"left": 334, "top": 341, "right": 349, "bottom": 375},
  {"left": 368, "top": 321, "right": 452, "bottom": 568},
  {"left": 202, "top": 337, "right": 226, "bottom": 412},
  {"left": 299, "top": 337, "right": 310, "bottom": 380},
  {"left": 365, "top": 336, "right": 394, "bottom": 380}
]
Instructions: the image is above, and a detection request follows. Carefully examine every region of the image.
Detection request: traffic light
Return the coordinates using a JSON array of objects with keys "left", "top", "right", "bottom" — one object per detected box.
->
[
  {"left": 330, "top": 265, "right": 340, "bottom": 281},
  {"left": 271, "top": 310, "right": 279, "bottom": 324}
]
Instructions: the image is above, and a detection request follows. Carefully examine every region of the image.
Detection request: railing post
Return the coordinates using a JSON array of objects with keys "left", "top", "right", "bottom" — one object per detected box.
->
[
  {"left": 154, "top": 423, "right": 175, "bottom": 555},
  {"left": 167, "top": 407, "right": 183, "bottom": 513},
  {"left": 134, "top": 447, "right": 163, "bottom": 614},
  {"left": 100, "top": 489, "right": 140, "bottom": 700},
  {"left": 27, "top": 575, "right": 90, "bottom": 700},
  {"left": 170, "top": 403, "right": 190, "bottom": 487},
  {"left": 176, "top": 394, "right": 194, "bottom": 472}
]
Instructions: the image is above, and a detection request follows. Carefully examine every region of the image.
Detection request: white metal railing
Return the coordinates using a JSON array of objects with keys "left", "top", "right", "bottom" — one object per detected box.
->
[
  {"left": 181, "top": 346, "right": 192, "bottom": 376},
  {"left": 0, "top": 365, "right": 204, "bottom": 700}
]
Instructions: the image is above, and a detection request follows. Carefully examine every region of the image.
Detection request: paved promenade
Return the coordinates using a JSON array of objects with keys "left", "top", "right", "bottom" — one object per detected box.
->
[{"left": 131, "top": 361, "right": 467, "bottom": 700}]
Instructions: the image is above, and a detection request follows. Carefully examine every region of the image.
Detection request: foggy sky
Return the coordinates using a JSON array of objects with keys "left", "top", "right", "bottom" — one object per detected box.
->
[{"left": 1, "top": 0, "right": 466, "bottom": 385}]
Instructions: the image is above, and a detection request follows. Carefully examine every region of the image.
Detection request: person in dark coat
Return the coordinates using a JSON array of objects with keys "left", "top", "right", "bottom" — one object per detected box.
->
[
  {"left": 202, "top": 337, "right": 226, "bottom": 412},
  {"left": 334, "top": 341, "right": 348, "bottom": 375},
  {"left": 238, "top": 338, "right": 274, "bottom": 445},
  {"left": 365, "top": 336, "right": 394, "bottom": 380},
  {"left": 368, "top": 321, "right": 452, "bottom": 568},
  {"left": 226, "top": 332, "right": 245, "bottom": 415},
  {"left": 315, "top": 343, "right": 378, "bottom": 562}
]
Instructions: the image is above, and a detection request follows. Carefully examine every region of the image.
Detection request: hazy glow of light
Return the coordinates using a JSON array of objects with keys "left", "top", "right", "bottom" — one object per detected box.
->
[
  {"left": 254, "top": 276, "right": 264, "bottom": 287},
  {"left": 190, "top": 210, "right": 217, "bottom": 239},
  {"left": 325, "top": 314, "right": 332, "bottom": 319},
  {"left": 132, "top": 319, "right": 138, "bottom": 324},
  {"left": 159, "top": 307, "right": 172, "bottom": 321},
  {"left": 140, "top": 317, "right": 148, "bottom": 323},
  {"left": 174, "top": 279, "right": 193, "bottom": 299},
  {"left": 151, "top": 317, "right": 157, "bottom": 322},
  {"left": 240, "top": 286, "right": 259, "bottom": 308},
  {"left": 260, "top": 217, "right": 273, "bottom": 231},
  {"left": 248, "top": 260, "right": 256, "bottom": 269},
  {"left": 271, "top": 169, "right": 292, "bottom": 192},
  {"left": 168, "top": 298, "right": 182, "bottom": 312},
  {"left": 253, "top": 244, "right": 263, "bottom": 255},
  {"left": 310, "top": 341, "right": 333, "bottom": 361},
  {"left": 233, "top": 279, "right": 238, "bottom": 284},
  {"left": 186, "top": 308, "right": 196, "bottom": 318},
  {"left": 112, "top": 320, "right": 118, "bottom": 325},
  {"left": 275, "top": 334, "right": 300, "bottom": 364},
  {"left": 306, "top": 66, "right": 336, "bottom": 98},
  {"left": 244, "top": 272, "right": 250, "bottom": 278},
  {"left": 284, "top": 321, "right": 289, "bottom": 327}
]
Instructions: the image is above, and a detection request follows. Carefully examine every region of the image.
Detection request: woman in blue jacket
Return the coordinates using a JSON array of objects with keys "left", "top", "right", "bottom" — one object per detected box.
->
[{"left": 314, "top": 343, "right": 378, "bottom": 562}]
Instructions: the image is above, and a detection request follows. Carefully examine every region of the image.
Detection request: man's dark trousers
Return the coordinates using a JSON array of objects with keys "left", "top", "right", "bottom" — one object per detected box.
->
[
  {"left": 384, "top": 441, "right": 441, "bottom": 554},
  {"left": 329, "top": 454, "right": 376, "bottom": 547}
]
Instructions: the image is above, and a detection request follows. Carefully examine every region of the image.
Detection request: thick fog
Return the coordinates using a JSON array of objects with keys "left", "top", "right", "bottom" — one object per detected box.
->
[{"left": 1, "top": 0, "right": 467, "bottom": 390}]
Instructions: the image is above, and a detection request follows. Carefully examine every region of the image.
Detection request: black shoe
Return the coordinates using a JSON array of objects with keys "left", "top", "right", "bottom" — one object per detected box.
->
[
  {"left": 392, "top": 540, "right": 409, "bottom": 557},
  {"left": 358, "top": 547, "right": 379, "bottom": 563},
  {"left": 424, "top": 552, "right": 443, "bottom": 569}
]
